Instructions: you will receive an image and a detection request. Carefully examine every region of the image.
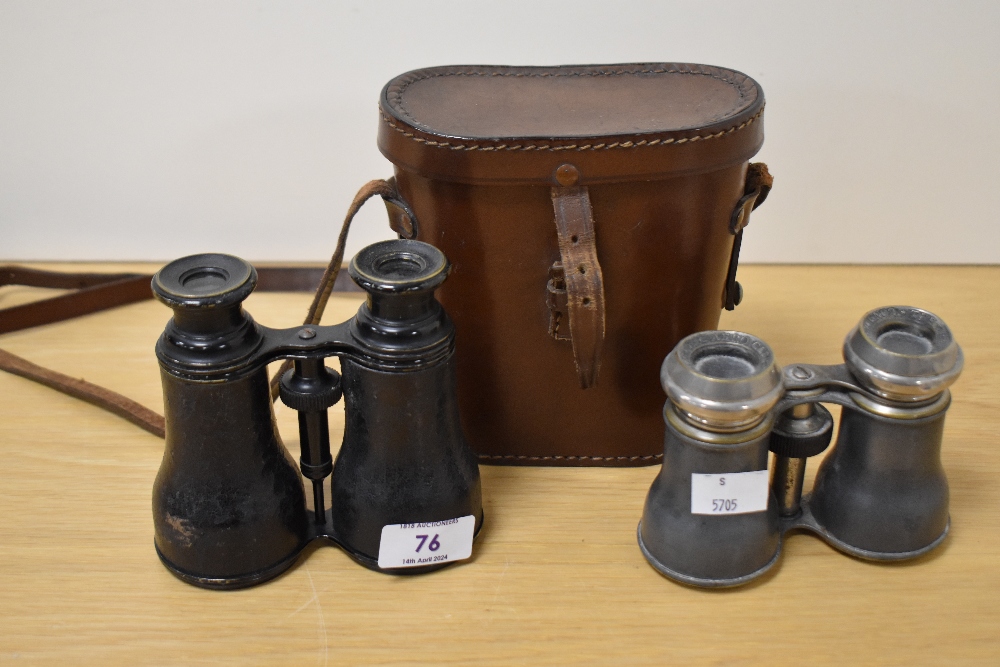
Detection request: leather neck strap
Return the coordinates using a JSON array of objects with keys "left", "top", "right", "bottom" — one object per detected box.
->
[
  {"left": 0, "top": 268, "right": 154, "bottom": 336},
  {"left": 0, "top": 266, "right": 338, "bottom": 439},
  {"left": 0, "top": 265, "right": 358, "bottom": 336},
  {"left": 0, "top": 178, "right": 410, "bottom": 438}
]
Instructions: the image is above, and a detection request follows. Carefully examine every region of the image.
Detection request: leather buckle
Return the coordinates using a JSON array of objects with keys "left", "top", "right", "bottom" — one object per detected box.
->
[{"left": 723, "top": 163, "right": 773, "bottom": 311}]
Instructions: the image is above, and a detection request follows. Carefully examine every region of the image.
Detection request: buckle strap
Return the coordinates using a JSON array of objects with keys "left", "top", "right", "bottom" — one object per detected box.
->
[
  {"left": 550, "top": 182, "right": 606, "bottom": 389},
  {"left": 723, "top": 162, "right": 773, "bottom": 311}
]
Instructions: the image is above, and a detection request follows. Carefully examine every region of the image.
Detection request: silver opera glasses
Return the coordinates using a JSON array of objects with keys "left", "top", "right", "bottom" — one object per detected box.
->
[{"left": 638, "top": 306, "right": 963, "bottom": 587}]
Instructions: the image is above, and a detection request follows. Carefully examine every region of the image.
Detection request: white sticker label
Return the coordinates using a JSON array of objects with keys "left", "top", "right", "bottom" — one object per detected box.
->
[
  {"left": 691, "top": 470, "right": 769, "bottom": 515},
  {"left": 377, "top": 515, "right": 476, "bottom": 569}
]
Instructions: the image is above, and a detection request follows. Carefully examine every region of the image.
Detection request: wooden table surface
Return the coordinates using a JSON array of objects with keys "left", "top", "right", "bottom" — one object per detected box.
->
[{"left": 1, "top": 264, "right": 997, "bottom": 665}]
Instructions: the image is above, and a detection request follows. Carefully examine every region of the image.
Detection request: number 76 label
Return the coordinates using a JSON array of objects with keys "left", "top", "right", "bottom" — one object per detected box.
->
[
  {"left": 377, "top": 515, "right": 475, "bottom": 569},
  {"left": 691, "top": 470, "right": 769, "bottom": 515}
]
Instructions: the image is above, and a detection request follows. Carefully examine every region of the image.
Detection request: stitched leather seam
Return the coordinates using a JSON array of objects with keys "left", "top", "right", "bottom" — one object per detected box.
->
[
  {"left": 379, "top": 106, "right": 763, "bottom": 152},
  {"left": 387, "top": 64, "right": 755, "bottom": 124},
  {"left": 478, "top": 453, "right": 663, "bottom": 462}
]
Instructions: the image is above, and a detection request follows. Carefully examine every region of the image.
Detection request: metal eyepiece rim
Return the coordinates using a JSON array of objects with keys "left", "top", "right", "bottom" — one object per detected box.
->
[
  {"left": 152, "top": 253, "right": 256, "bottom": 310},
  {"left": 661, "top": 330, "right": 784, "bottom": 432},
  {"left": 349, "top": 239, "right": 449, "bottom": 294},
  {"left": 843, "top": 305, "right": 963, "bottom": 402}
]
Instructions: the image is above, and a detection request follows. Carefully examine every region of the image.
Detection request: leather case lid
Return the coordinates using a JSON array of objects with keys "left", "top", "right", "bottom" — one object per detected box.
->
[{"left": 378, "top": 63, "right": 764, "bottom": 185}]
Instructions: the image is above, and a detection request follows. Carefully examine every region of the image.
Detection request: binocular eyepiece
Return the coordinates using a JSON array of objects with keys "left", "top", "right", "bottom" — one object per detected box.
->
[
  {"left": 639, "top": 306, "right": 962, "bottom": 587},
  {"left": 151, "top": 240, "right": 483, "bottom": 589}
]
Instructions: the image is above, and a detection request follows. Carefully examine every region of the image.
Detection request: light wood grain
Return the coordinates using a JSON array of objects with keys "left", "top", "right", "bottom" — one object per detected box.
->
[{"left": 1, "top": 265, "right": 997, "bottom": 665}]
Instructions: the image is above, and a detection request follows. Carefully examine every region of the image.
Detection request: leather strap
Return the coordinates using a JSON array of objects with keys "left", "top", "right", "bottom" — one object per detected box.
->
[
  {"left": 0, "top": 347, "right": 166, "bottom": 437},
  {"left": 0, "top": 179, "right": 412, "bottom": 434},
  {"left": 723, "top": 162, "right": 773, "bottom": 311},
  {"left": 0, "top": 177, "right": 402, "bottom": 337},
  {"left": 550, "top": 183, "right": 606, "bottom": 389},
  {"left": 267, "top": 178, "right": 417, "bottom": 400},
  {"left": 0, "top": 269, "right": 152, "bottom": 335},
  {"left": 0, "top": 266, "right": 358, "bottom": 336},
  {"left": 0, "top": 266, "right": 338, "bottom": 440}
]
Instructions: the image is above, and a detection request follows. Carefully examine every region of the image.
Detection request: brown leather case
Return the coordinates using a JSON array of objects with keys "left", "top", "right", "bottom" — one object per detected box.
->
[{"left": 378, "top": 63, "right": 770, "bottom": 466}]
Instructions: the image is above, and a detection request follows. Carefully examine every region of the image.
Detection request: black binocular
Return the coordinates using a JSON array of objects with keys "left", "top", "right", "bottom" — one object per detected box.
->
[
  {"left": 638, "top": 306, "right": 963, "bottom": 587},
  {"left": 151, "top": 239, "right": 483, "bottom": 589}
]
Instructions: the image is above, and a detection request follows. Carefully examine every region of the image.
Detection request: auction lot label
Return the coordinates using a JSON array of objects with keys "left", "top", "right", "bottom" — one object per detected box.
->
[
  {"left": 377, "top": 515, "right": 475, "bottom": 569},
  {"left": 691, "top": 470, "right": 769, "bottom": 515}
]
